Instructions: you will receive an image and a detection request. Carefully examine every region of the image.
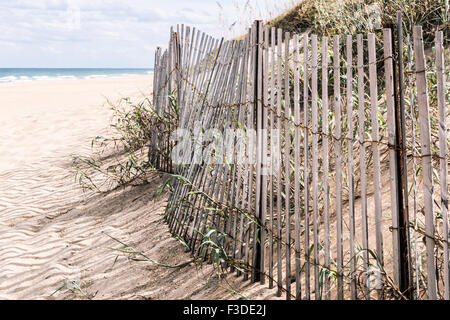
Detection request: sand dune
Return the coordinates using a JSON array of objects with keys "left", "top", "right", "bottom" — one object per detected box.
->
[{"left": 0, "top": 76, "right": 277, "bottom": 300}]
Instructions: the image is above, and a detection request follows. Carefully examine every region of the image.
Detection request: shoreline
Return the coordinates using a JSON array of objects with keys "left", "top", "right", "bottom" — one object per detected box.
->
[{"left": 0, "top": 73, "right": 153, "bottom": 86}]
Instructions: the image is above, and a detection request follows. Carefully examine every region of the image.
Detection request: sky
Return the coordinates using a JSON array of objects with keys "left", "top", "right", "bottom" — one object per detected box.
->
[{"left": 0, "top": 0, "right": 297, "bottom": 68}]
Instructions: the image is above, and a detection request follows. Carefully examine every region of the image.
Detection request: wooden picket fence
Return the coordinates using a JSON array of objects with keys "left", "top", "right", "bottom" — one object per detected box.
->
[{"left": 150, "top": 16, "right": 449, "bottom": 300}]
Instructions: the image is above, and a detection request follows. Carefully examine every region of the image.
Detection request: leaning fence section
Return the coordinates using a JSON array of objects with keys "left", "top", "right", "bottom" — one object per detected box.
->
[{"left": 150, "top": 18, "right": 449, "bottom": 300}]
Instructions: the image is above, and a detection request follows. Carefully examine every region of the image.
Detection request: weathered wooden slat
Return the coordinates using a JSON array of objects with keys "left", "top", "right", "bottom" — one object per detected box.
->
[
  {"left": 284, "top": 31, "right": 292, "bottom": 300},
  {"left": 251, "top": 21, "right": 261, "bottom": 283},
  {"left": 244, "top": 25, "right": 256, "bottom": 281},
  {"left": 252, "top": 21, "right": 263, "bottom": 283},
  {"left": 357, "top": 33, "right": 369, "bottom": 299},
  {"left": 161, "top": 49, "right": 169, "bottom": 171},
  {"left": 154, "top": 48, "right": 162, "bottom": 168},
  {"left": 383, "top": 28, "right": 401, "bottom": 288},
  {"left": 167, "top": 28, "right": 174, "bottom": 124},
  {"left": 436, "top": 30, "right": 449, "bottom": 300},
  {"left": 276, "top": 27, "right": 283, "bottom": 297},
  {"left": 311, "top": 34, "right": 320, "bottom": 300},
  {"left": 179, "top": 26, "right": 192, "bottom": 124},
  {"left": 153, "top": 47, "right": 161, "bottom": 112},
  {"left": 303, "top": 33, "right": 311, "bottom": 300},
  {"left": 268, "top": 27, "right": 276, "bottom": 289},
  {"left": 260, "top": 25, "right": 269, "bottom": 285},
  {"left": 407, "top": 33, "right": 421, "bottom": 300},
  {"left": 368, "top": 34, "right": 384, "bottom": 298},
  {"left": 396, "top": 16, "right": 413, "bottom": 294},
  {"left": 151, "top": 47, "right": 162, "bottom": 170},
  {"left": 346, "top": 34, "right": 357, "bottom": 299},
  {"left": 293, "top": 33, "right": 302, "bottom": 300},
  {"left": 165, "top": 32, "right": 173, "bottom": 173},
  {"left": 333, "top": 35, "right": 344, "bottom": 300},
  {"left": 166, "top": 43, "right": 172, "bottom": 172},
  {"left": 174, "top": 31, "right": 183, "bottom": 121},
  {"left": 321, "top": 36, "right": 331, "bottom": 300},
  {"left": 413, "top": 26, "right": 437, "bottom": 300},
  {"left": 165, "top": 29, "right": 174, "bottom": 173},
  {"left": 180, "top": 24, "right": 184, "bottom": 69}
]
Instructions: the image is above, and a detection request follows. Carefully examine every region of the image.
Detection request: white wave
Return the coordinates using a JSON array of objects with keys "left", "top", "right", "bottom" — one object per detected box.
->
[
  {"left": 84, "top": 74, "right": 108, "bottom": 79},
  {"left": 57, "top": 75, "right": 77, "bottom": 80},
  {"left": 0, "top": 76, "right": 18, "bottom": 83},
  {"left": 32, "top": 76, "right": 52, "bottom": 81}
]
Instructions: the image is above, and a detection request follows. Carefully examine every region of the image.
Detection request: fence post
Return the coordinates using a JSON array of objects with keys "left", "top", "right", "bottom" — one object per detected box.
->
[
  {"left": 251, "top": 19, "right": 263, "bottom": 283},
  {"left": 392, "top": 12, "right": 412, "bottom": 298},
  {"left": 384, "top": 27, "right": 401, "bottom": 294}
]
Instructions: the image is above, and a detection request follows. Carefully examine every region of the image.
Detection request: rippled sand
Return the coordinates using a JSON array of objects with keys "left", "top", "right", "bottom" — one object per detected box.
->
[{"left": 0, "top": 76, "right": 279, "bottom": 300}]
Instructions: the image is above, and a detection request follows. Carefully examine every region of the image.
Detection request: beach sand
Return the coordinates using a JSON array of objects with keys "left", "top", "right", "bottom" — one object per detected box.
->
[{"left": 0, "top": 76, "right": 277, "bottom": 299}]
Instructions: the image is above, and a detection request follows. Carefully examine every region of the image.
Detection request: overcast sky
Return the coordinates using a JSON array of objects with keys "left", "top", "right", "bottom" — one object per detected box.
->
[{"left": 0, "top": 0, "right": 296, "bottom": 68}]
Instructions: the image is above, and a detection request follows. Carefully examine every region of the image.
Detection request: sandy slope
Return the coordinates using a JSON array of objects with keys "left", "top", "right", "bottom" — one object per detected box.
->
[{"left": 0, "top": 76, "right": 277, "bottom": 300}]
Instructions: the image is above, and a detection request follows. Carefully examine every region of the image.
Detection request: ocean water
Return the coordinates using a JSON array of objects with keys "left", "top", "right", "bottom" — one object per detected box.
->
[{"left": 0, "top": 68, "right": 153, "bottom": 83}]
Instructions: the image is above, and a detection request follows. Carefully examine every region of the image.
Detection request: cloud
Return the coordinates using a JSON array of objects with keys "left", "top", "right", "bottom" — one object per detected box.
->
[{"left": 0, "top": 0, "right": 294, "bottom": 67}]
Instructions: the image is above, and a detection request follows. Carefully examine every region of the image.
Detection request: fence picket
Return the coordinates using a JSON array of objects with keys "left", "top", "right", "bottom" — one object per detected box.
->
[
  {"left": 293, "top": 33, "right": 302, "bottom": 300},
  {"left": 406, "top": 33, "right": 421, "bottom": 300},
  {"left": 311, "top": 34, "right": 320, "bottom": 300},
  {"left": 333, "top": 35, "right": 344, "bottom": 300},
  {"left": 260, "top": 25, "right": 269, "bottom": 285},
  {"left": 303, "top": 33, "right": 311, "bottom": 300},
  {"left": 321, "top": 36, "right": 331, "bottom": 300},
  {"left": 244, "top": 24, "right": 256, "bottom": 282},
  {"left": 413, "top": 26, "right": 437, "bottom": 300},
  {"left": 436, "top": 30, "right": 449, "bottom": 300},
  {"left": 252, "top": 21, "right": 264, "bottom": 283},
  {"left": 368, "top": 33, "right": 384, "bottom": 299},
  {"left": 268, "top": 27, "right": 276, "bottom": 289},
  {"left": 345, "top": 35, "right": 356, "bottom": 299},
  {"left": 276, "top": 27, "right": 283, "bottom": 297},
  {"left": 357, "top": 33, "right": 369, "bottom": 299},
  {"left": 284, "top": 31, "right": 292, "bottom": 299}
]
